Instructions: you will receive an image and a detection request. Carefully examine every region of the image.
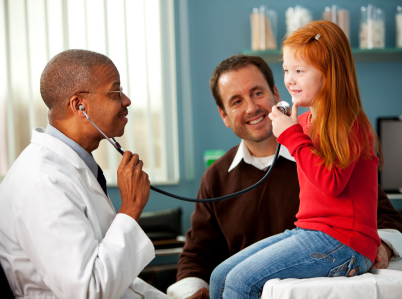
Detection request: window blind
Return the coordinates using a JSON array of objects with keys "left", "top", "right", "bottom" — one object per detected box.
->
[{"left": 0, "top": 0, "right": 179, "bottom": 185}]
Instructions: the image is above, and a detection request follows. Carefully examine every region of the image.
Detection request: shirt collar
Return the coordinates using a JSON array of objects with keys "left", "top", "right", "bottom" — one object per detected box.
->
[
  {"left": 228, "top": 139, "right": 295, "bottom": 172},
  {"left": 45, "top": 124, "right": 98, "bottom": 177}
]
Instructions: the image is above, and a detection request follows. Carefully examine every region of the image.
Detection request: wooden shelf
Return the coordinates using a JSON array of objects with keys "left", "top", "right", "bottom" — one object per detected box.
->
[{"left": 242, "top": 48, "right": 402, "bottom": 63}]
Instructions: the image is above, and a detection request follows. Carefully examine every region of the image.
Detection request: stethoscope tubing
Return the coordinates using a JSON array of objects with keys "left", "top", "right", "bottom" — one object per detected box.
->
[
  {"left": 116, "top": 142, "right": 281, "bottom": 203},
  {"left": 82, "top": 106, "right": 285, "bottom": 203}
]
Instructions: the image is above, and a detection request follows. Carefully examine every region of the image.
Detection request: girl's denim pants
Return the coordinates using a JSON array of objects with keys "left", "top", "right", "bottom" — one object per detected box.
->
[{"left": 209, "top": 228, "right": 372, "bottom": 299}]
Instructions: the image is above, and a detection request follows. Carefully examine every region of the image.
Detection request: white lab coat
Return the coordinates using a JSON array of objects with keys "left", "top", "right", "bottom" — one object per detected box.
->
[{"left": 0, "top": 128, "right": 167, "bottom": 299}]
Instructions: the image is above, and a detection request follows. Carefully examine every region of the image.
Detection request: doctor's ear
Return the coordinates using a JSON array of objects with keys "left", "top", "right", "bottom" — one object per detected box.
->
[{"left": 69, "top": 95, "right": 86, "bottom": 117}]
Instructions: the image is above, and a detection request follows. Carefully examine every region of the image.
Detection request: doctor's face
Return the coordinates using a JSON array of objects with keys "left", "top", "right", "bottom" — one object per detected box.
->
[
  {"left": 88, "top": 63, "right": 131, "bottom": 138},
  {"left": 218, "top": 65, "right": 280, "bottom": 143}
]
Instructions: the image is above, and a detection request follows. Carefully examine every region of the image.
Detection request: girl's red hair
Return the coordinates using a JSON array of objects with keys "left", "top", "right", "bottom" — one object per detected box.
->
[{"left": 283, "top": 21, "right": 382, "bottom": 169}]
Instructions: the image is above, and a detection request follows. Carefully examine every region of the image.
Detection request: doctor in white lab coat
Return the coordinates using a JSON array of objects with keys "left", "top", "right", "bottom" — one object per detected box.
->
[{"left": 0, "top": 49, "right": 170, "bottom": 299}]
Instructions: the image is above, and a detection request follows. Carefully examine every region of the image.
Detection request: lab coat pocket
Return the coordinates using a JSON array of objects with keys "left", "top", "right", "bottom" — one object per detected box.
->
[{"left": 327, "top": 255, "right": 359, "bottom": 277}]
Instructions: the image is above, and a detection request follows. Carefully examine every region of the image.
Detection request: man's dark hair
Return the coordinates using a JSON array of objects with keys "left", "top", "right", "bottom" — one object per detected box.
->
[
  {"left": 209, "top": 55, "right": 275, "bottom": 112},
  {"left": 40, "top": 49, "right": 112, "bottom": 115}
]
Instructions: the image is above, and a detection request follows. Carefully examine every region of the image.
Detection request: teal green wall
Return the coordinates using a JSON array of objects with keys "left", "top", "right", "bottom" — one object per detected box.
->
[{"left": 108, "top": 0, "right": 402, "bottom": 234}]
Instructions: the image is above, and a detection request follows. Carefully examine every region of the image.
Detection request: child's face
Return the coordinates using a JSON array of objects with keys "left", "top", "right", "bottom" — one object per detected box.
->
[{"left": 283, "top": 47, "right": 323, "bottom": 108}]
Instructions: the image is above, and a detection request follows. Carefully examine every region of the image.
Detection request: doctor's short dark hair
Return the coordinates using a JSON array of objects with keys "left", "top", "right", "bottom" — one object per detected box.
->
[
  {"left": 40, "top": 49, "right": 112, "bottom": 115},
  {"left": 209, "top": 55, "right": 275, "bottom": 113}
]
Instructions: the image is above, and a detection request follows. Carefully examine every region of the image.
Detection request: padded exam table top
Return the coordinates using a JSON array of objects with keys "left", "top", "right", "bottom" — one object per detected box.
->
[{"left": 261, "top": 259, "right": 402, "bottom": 299}]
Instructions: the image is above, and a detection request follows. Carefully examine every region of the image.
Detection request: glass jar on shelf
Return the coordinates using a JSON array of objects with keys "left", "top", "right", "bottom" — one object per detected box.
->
[
  {"left": 359, "top": 4, "right": 385, "bottom": 49},
  {"left": 285, "top": 5, "right": 312, "bottom": 36},
  {"left": 397, "top": 6, "right": 402, "bottom": 48},
  {"left": 322, "top": 5, "right": 350, "bottom": 40},
  {"left": 250, "top": 6, "right": 278, "bottom": 50}
]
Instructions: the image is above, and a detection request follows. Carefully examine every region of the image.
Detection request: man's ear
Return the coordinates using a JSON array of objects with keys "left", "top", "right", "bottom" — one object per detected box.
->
[
  {"left": 273, "top": 85, "right": 281, "bottom": 104},
  {"left": 69, "top": 95, "right": 86, "bottom": 117},
  {"left": 218, "top": 106, "right": 231, "bottom": 128}
]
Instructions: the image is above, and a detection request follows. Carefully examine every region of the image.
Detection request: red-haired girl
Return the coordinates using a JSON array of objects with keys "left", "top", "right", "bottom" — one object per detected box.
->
[{"left": 209, "top": 21, "right": 383, "bottom": 299}]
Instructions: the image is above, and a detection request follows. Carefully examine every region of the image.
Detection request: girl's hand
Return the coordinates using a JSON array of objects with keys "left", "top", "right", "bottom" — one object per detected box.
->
[{"left": 268, "top": 103, "right": 299, "bottom": 137}]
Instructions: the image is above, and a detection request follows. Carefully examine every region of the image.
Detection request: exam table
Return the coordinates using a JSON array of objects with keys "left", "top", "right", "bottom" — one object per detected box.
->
[{"left": 260, "top": 259, "right": 402, "bottom": 299}]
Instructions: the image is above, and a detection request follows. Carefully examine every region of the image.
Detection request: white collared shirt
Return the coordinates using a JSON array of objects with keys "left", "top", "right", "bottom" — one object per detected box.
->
[{"left": 228, "top": 140, "right": 295, "bottom": 172}]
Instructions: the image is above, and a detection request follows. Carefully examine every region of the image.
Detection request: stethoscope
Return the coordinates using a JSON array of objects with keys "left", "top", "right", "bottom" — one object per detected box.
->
[{"left": 79, "top": 101, "right": 291, "bottom": 203}]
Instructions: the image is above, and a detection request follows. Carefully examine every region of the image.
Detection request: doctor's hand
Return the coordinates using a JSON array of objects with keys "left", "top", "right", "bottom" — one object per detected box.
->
[
  {"left": 371, "top": 242, "right": 393, "bottom": 270},
  {"left": 268, "top": 103, "right": 299, "bottom": 138},
  {"left": 117, "top": 151, "right": 150, "bottom": 222}
]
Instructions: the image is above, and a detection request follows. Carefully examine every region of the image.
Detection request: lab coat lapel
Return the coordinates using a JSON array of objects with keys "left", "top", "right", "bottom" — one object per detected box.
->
[
  {"left": 31, "top": 128, "right": 110, "bottom": 200},
  {"left": 31, "top": 128, "right": 87, "bottom": 169},
  {"left": 84, "top": 166, "right": 109, "bottom": 199}
]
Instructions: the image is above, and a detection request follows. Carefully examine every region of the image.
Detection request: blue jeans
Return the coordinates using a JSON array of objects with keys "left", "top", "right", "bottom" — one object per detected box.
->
[{"left": 209, "top": 228, "right": 372, "bottom": 299}]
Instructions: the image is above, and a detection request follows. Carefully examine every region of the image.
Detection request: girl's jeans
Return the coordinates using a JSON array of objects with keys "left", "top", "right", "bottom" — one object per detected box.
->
[{"left": 209, "top": 228, "right": 372, "bottom": 299}]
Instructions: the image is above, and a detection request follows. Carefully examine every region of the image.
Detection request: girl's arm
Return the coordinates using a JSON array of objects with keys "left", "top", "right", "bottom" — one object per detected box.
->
[
  {"left": 269, "top": 105, "right": 375, "bottom": 197},
  {"left": 278, "top": 124, "right": 358, "bottom": 197}
]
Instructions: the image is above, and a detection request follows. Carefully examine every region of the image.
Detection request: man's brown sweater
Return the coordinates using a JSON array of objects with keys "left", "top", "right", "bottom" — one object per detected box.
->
[{"left": 177, "top": 145, "right": 402, "bottom": 283}]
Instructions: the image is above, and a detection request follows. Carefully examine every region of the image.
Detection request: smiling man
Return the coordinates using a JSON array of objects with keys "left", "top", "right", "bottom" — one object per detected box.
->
[
  {"left": 0, "top": 49, "right": 170, "bottom": 298},
  {"left": 167, "top": 55, "right": 402, "bottom": 299},
  {"left": 216, "top": 61, "right": 280, "bottom": 157}
]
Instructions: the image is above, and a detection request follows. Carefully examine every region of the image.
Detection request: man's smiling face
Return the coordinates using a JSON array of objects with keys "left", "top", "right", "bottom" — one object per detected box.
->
[{"left": 218, "top": 64, "right": 280, "bottom": 144}]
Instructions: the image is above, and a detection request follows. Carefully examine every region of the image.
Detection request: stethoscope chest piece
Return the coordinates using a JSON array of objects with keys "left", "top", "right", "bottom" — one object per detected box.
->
[{"left": 277, "top": 101, "right": 291, "bottom": 116}]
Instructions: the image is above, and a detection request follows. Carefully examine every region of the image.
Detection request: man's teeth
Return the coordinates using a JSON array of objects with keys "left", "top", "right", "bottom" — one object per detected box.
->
[{"left": 249, "top": 116, "right": 264, "bottom": 125}]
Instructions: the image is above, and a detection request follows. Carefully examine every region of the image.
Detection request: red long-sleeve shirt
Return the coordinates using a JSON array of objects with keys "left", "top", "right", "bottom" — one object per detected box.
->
[{"left": 278, "top": 112, "right": 381, "bottom": 263}]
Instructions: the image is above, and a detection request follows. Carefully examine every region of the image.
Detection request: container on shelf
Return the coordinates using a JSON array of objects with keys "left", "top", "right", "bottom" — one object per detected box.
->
[
  {"left": 397, "top": 6, "right": 402, "bottom": 48},
  {"left": 359, "top": 4, "right": 385, "bottom": 49},
  {"left": 250, "top": 6, "right": 277, "bottom": 50},
  {"left": 322, "top": 5, "right": 350, "bottom": 40},
  {"left": 285, "top": 5, "right": 312, "bottom": 36}
]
